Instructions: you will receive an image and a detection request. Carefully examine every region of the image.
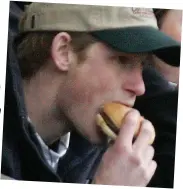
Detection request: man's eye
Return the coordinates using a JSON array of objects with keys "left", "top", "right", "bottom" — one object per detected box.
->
[
  {"left": 117, "top": 56, "right": 136, "bottom": 69},
  {"left": 117, "top": 56, "right": 143, "bottom": 70},
  {"left": 118, "top": 56, "right": 129, "bottom": 64}
]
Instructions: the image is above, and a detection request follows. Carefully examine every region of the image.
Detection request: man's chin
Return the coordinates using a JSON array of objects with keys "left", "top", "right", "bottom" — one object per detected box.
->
[{"left": 87, "top": 130, "right": 109, "bottom": 145}]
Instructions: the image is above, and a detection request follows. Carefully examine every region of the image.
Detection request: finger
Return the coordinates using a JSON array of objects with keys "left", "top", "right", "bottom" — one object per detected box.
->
[
  {"left": 115, "top": 109, "right": 140, "bottom": 149},
  {"left": 143, "top": 145, "right": 155, "bottom": 166},
  {"left": 147, "top": 160, "right": 157, "bottom": 181},
  {"left": 133, "top": 120, "right": 154, "bottom": 153}
]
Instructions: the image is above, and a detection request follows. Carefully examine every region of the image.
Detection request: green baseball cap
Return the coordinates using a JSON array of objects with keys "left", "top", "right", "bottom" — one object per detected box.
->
[{"left": 18, "top": 3, "right": 180, "bottom": 66}]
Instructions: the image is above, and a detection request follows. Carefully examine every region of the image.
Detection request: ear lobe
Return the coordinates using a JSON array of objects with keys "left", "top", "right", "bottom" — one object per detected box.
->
[{"left": 51, "top": 32, "right": 71, "bottom": 72}]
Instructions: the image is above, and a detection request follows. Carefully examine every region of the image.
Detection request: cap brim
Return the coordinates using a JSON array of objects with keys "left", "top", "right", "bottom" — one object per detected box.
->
[{"left": 90, "top": 26, "right": 180, "bottom": 67}]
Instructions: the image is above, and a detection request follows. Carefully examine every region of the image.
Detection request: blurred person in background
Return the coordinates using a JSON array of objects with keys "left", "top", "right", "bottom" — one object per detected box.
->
[
  {"left": 152, "top": 9, "right": 182, "bottom": 85},
  {"left": 134, "top": 8, "right": 181, "bottom": 188}
]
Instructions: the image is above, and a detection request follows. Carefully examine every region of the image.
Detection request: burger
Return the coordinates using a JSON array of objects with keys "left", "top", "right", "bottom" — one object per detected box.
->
[{"left": 96, "top": 102, "right": 155, "bottom": 144}]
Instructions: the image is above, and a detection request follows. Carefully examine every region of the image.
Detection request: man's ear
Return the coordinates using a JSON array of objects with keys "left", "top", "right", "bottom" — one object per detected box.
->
[{"left": 51, "top": 32, "right": 72, "bottom": 71}]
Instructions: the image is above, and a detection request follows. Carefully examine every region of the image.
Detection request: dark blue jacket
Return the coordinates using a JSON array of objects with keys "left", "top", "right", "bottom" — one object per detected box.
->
[{"left": 2, "top": 33, "right": 105, "bottom": 183}]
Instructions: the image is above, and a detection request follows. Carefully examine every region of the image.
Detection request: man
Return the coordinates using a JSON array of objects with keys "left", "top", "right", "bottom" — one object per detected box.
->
[{"left": 1, "top": 2, "right": 180, "bottom": 187}]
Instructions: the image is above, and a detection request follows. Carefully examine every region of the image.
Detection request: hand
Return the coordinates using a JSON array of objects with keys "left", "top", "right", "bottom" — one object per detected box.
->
[{"left": 93, "top": 110, "right": 157, "bottom": 186}]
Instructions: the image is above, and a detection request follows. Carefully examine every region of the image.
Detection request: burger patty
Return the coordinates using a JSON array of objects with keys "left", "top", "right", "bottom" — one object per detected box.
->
[{"left": 99, "top": 111, "right": 119, "bottom": 135}]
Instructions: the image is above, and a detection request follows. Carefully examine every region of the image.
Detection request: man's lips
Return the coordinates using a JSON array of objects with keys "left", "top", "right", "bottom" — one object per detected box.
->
[{"left": 111, "top": 101, "right": 133, "bottom": 108}]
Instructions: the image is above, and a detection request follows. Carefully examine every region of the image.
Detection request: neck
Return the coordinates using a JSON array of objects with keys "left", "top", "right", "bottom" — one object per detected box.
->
[{"left": 23, "top": 71, "right": 70, "bottom": 145}]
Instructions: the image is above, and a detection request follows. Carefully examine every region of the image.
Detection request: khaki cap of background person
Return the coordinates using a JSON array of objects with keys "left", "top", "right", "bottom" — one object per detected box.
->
[{"left": 18, "top": 3, "right": 180, "bottom": 66}]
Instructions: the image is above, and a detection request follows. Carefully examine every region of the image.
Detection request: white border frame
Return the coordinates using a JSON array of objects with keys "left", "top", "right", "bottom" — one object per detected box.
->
[{"left": 0, "top": 1, "right": 182, "bottom": 189}]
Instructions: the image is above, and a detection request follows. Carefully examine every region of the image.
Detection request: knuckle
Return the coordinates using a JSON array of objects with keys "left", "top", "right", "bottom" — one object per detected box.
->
[
  {"left": 101, "top": 150, "right": 113, "bottom": 165},
  {"left": 125, "top": 109, "right": 140, "bottom": 123},
  {"left": 143, "top": 160, "right": 157, "bottom": 181},
  {"left": 141, "top": 121, "right": 153, "bottom": 135},
  {"left": 113, "top": 143, "right": 131, "bottom": 156},
  {"left": 131, "top": 109, "right": 140, "bottom": 115},
  {"left": 130, "top": 154, "right": 142, "bottom": 166},
  {"left": 125, "top": 115, "right": 134, "bottom": 125},
  {"left": 138, "top": 165, "right": 150, "bottom": 182}
]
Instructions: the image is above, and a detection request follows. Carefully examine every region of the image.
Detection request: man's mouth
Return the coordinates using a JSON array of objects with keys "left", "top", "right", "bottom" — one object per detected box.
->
[
  {"left": 97, "top": 100, "right": 133, "bottom": 116},
  {"left": 108, "top": 101, "right": 133, "bottom": 108}
]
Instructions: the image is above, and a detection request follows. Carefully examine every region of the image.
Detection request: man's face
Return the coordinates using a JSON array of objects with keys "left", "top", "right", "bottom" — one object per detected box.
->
[{"left": 57, "top": 42, "right": 146, "bottom": 144}]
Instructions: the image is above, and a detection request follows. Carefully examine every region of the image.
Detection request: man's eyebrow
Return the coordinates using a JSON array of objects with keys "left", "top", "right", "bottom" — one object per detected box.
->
[{"left": 115, "top": 51, "right": 149, "bottom": 57}]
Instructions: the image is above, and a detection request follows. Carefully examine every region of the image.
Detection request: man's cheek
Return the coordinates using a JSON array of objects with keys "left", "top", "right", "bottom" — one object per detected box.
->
[
  {"left": 70, "top": 67, "right": 117, "bottom": 104},
  {"left": 84, "top": 80, "right": 116, "bottom": 105},
  {"left": 71, "top": 81, "right": 111, "bottom": 106}
]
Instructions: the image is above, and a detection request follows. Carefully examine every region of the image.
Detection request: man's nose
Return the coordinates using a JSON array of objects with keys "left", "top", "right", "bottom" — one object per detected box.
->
[{"left": 122, "top": 69, "right": 145, "bottom": 97}]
